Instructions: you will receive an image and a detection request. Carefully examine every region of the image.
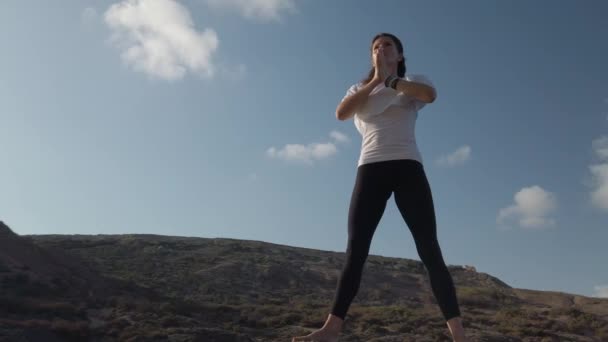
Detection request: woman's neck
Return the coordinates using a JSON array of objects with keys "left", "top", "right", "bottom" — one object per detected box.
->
[{"left": 387, "top": 63, "right": 399, "bottom": 76}]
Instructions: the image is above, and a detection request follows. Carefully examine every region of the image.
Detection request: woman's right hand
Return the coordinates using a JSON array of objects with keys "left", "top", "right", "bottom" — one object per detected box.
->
[{"left": 373, "top": 47, "right": 391, "bottom": 82}]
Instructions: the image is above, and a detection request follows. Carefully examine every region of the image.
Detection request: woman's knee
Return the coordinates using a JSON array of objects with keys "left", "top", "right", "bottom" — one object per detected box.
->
[
  {"left": 345, "top": 236, "right": 372, "bottom": 262},
  {"left": 418, "top": 244, "right": 447, "bottom": 269}
]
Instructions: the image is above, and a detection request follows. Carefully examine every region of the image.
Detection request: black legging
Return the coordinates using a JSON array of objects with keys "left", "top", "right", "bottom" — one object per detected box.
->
[{"left": 330, "top": 159, "right": 461, "bottom": 321}]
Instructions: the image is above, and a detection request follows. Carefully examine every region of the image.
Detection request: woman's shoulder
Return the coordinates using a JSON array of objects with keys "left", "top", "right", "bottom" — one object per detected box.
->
[
  {"left": 344, "top": 81, "right": 364, "bottom": 97},
  {"left": 348, "top": 81, "right": 364, "bottom": 91}
]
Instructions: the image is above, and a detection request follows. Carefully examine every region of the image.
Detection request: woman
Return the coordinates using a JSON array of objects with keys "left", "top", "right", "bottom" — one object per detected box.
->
[{"left": 292, "top": 33, "right": 467, "bottom": 342}]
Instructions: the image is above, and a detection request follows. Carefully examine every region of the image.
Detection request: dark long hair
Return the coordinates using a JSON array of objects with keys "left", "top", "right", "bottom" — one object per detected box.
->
[{"left": 361, "top": 33, "right": 406, "bottom": 85}]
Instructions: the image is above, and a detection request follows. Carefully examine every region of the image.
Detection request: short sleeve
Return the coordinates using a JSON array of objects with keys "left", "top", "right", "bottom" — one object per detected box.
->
[
  {"left": 342, "top": 83, "right": 361, "bottom": 102},
  {"left": 405, "top": 74, "right": 435, "bottom": 111}
]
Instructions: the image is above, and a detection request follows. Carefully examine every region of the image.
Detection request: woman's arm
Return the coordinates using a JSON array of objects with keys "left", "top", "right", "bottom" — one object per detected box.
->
[
  {"left": 394, "top": 79, "right": 436, "bottom": 103},
  {"left": 335, "top": 78, "right": 383, "bottom": 121},
  {"left": 336, "top": 48, "right": 394, "bottom": 121}
]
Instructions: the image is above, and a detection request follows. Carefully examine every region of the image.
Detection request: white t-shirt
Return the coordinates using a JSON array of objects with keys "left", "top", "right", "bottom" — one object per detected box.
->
[{"left": 342, "top": 74, "right": 434, "bottom": 167}]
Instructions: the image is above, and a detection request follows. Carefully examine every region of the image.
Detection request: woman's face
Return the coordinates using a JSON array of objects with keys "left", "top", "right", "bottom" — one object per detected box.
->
[{"left": 371, "top": 36, "right": 402, "bottom": 66}]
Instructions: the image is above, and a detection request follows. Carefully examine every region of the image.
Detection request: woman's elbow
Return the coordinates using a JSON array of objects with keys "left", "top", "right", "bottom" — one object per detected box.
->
[
  {"left": 424, "top": 89, "right": 437, "bottom": 103},
  {"left": 335, "top": 105, "right": 350, "bottom": 121}
]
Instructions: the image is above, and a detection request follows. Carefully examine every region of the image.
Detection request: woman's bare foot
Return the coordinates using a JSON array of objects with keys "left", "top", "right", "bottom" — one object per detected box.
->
[
  {"left": 291, "top": 327, "right": 339, "bottom": 342},
  {"left": 446, "top": 316, "right": 467, "bottom": 342},
  {"left": 292, "top": 314, "right": 343, "bottom": 342}
]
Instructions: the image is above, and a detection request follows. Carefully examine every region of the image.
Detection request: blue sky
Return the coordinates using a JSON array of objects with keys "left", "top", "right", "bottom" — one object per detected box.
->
[{"left": 1, "top": 0, "right": 607, "bottom": 299}]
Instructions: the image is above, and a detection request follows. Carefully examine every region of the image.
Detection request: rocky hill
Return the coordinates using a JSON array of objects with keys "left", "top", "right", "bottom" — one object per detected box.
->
[{"left": 1, "top": 221, "right": 607, "bottom": 341}]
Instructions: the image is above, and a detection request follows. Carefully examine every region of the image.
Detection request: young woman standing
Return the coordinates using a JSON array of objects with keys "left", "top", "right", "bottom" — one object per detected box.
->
[{"left": 292, "top": 33, "right": 467, "bottom": 342}]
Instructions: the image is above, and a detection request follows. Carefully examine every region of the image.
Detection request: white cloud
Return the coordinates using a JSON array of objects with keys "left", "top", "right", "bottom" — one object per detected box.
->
[
  {"left": 266, "top": 131, "right": 351, "bottom": 165},
  {"left": 436, "top": 145, "right": 471, "bottom": 167},
  {"left": 267, "top": 143, "right": 337, "bottom": 165},
  {"left": 589, "top": 136, "right": 608, "bottom": 211},
  {"left": 592, "top": 136, "right": 608, "bottom": 161},
  {"left": 204, "top": 0, "right": 296, "bottom": 21},
  {"left": 330, "top": 130, "right": 350, "bottom": 144},
  {"left": 82, "top": 7, "right": 98, "bottom": 23},
  {"left": 594, "top": 285, "right": 608, "bottom": 298},
  {"left": 497, "top": 186, "right": 557, "bottom": 229},
  {"left": 104, "top": 0, "right": 219, "bottom": 81},
  {"left": 590, "top": 164, "right": 608, "bottom": 211}
]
